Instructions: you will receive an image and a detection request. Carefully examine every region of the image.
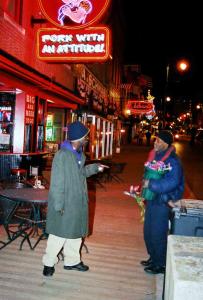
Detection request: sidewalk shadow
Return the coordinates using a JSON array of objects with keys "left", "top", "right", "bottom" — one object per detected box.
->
[{"left": 87, "top": 181, "right": 97, "bottom": 236}]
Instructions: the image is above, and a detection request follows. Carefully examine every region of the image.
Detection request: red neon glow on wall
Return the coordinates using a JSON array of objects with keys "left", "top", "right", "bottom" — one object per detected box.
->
[
  {"left": 37, "top": 26, "right": 111, "bottom": 62},
  {"left": 38, "top": 0, "right": 111, "bottom": 29}
]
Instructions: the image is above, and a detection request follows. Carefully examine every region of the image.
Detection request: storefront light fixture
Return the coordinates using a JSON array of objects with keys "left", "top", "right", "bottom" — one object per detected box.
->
[
  {"left": 0, "top": 88, "right": 22, "bottom": 94},
  {"left": 16, "top": 88, "right": 23, "bottom": 94}
]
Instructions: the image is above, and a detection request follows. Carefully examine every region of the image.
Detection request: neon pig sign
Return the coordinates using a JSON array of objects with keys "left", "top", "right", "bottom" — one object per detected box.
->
[
  {"left": 37, "top": 27, "right": 111, "bottom": 62},
  {"left": 58, "top": 0, "right": 93, "bottom": 26},
  {"left": 38, "top": 0, "right": 111, "bottom": 29},
  {"left": 37, "top": 0, "right": 111, "bottom": 62}
]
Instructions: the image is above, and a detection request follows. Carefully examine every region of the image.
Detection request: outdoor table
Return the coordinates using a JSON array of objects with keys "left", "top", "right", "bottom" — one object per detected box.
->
[{"left": 0, "top": 188, "right": 48, "bottom": 250}]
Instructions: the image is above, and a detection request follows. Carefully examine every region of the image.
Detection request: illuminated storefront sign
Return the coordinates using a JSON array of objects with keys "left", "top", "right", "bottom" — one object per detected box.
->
[
  {"left": 37, "top": 1, "right": 111, "bottom": 62},
  {"left": 38, "top": 0, "right": 111, "bottom": 28},
  {"left": 25, "top": 94, "right": 35, "bottom": 124},
  {"left": 127, "top": 100, "right": 154, "bottom": 115},
  {"left": 37, "top": 27, "right": 111, "bottom": 62},
  {"left": 46, "top": 114, "right": 54, "bottom": 141}
]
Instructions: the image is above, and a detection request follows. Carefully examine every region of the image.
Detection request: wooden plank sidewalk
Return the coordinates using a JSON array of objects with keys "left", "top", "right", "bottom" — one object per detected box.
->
[
  {"left": 0, "top": 182, "right": 163, "bottom": 300},
  {"left": 0, "top": 145, "right": 167, "bottom": 300}
]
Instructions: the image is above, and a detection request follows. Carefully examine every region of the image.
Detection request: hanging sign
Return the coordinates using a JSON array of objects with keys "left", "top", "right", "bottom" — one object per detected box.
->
[
  {"left": 37, "top": 27, "right": 111, "bottom": 62},
  {"left": 38, "top": 0, "right": 111, "bottom": 29},
  {"left": 37, "top": 0, "right": 112, "bottom": 62},
  {"left": 127, "top": 100, "right": 154, "bottom": 115}
]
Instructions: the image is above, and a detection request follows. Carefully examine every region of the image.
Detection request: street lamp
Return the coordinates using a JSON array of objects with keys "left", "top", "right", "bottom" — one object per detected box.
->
[
  {"left": 166, "top": 59, "right": 189, "bottom": 87},
  {"left": 177, "top": 59, "right": 189, "bottom": 72},
  {"left": 163, "top": 59, "right": 190, "bottom": 127}
]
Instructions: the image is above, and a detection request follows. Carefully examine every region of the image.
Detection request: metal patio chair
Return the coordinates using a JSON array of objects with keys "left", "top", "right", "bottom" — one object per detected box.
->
[{"left": 0, "top": 196, "right": 32, "bottom": 250}]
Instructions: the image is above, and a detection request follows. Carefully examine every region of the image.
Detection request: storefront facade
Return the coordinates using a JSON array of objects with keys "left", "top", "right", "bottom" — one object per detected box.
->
[
  {"left": 0, "top": 59, "right": 83, "bottom": 179},
  {"left": 0, "top": 1, "right": 84, "bottom": 179},
  {"left": 0, "top": 0, "right": 124, "bottom": 179}
]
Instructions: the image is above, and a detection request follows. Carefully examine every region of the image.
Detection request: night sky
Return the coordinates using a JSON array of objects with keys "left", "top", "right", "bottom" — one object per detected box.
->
[{"left": 120, "top": 0, "right": 203, "bottom": 100}]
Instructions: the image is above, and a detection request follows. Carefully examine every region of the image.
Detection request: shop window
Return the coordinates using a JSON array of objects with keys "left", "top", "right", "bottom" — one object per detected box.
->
[
  {"left": 45, "top": 114, "right": 54, "bottom": 142},
  {"left": 36, "top": 98, "right": 46, "bottom": 152},
  {"left": 2, "top": 0, "right": 23, "bottom": 24},
  {"left": 45, "top": 109, "right": 65, "bottom": 152},
  {"left": 24, "top": 124, "right": 32, "bottom": 152},
  {"left": 0, "top": 93, "right": 15, "bottom": 152}
]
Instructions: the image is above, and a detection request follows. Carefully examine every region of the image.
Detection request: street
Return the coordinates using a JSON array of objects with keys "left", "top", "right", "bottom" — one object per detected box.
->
[
  {"left": 114, "top": 137, "right": 203, "bottom": 200},
  {"left": 174, "top": 137, "right": 203, "bottom": 199}
]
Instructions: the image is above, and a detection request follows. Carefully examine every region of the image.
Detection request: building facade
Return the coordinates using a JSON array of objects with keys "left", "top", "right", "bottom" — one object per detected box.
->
[{"left": 0, "top": 0, "right": 125, "bottom": 179}]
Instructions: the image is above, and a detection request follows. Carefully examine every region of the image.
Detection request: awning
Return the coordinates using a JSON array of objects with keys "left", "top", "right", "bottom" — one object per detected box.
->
[{"left": 0, "top": 53, "right": 84, "bottom": 110}]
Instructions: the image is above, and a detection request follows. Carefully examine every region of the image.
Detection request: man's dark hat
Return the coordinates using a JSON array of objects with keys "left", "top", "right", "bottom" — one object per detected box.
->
[
  {"left": 158, "top": 130, "right": 173, "bottom": 145},
  {"left": 68, "top": 121, "right": 89, "bottom": 142}
]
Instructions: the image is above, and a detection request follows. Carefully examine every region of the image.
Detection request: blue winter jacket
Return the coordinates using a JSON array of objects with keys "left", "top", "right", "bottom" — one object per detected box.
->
[{"left": 148, "top": 147, "right": 184, "bottom": 204}]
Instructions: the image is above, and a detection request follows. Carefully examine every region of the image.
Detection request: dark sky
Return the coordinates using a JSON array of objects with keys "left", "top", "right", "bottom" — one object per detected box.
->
[{"left": 120, "top": 1, "right": 203, "bottom": 99}]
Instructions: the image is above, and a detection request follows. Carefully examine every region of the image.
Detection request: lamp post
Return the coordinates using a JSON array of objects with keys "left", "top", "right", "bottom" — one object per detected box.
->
[
  {"left": 166, "top": 64, "right": 170, "bottom": 85},
  {"left": 165, "top": 59, "right": 189, "bottom": 95},
  {"left": 163, "top": 65, "right": 170, "bottom": 127},
  {"left": 163, "top": 59, "right": 189, "bottom": 128}
]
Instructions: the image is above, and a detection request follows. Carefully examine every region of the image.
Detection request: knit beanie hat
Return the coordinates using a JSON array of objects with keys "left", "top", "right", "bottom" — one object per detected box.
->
[
  {"left": 158, "top": 130, "right": 173, "bottom": 145},
  {"left": 67, "top": 121, "right": 89, "bottom": 142}
]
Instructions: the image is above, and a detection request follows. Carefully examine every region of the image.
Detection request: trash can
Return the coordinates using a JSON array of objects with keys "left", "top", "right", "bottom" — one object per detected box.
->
[{"left": 171, "top": 199, "right": 203, "bottom": 237}]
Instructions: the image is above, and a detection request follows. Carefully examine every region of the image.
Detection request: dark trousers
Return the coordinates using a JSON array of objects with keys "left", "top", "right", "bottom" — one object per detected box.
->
[{"left": 144, "top": 201, "right": 169, "bottom": 267}]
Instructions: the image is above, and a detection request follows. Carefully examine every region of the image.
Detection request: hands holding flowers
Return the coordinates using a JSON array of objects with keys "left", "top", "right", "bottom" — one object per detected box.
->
[
  {"left": 142, "top": 160, "right": 172, "bottom": 201},
  {"left": 124, "top": 184, "right": 145, "bottom": 223}
]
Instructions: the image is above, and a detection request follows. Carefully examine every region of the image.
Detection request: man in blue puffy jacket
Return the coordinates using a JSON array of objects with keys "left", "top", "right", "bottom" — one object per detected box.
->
[{"left": 140, "top": 130, "right": 184, "bottom": 274}]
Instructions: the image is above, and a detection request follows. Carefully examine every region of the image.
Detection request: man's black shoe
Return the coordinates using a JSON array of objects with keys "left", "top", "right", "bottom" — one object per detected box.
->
[
  {"left": 144, "top": 265, "right": 165, "bottom": 275},
  {"left": 140, "top": 258, "right": 153, "bottom": 266},
  {"left": 64, "top": 261, "right": 89, "bottom": 272},
  {"left": 43, "top": 266, "right": 55, "bottom": 277}
]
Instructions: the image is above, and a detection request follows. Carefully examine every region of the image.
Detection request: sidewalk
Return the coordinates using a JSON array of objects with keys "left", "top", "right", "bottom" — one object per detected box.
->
[{"left": 0, "top": 144, "right": 194, "bottom": 300}]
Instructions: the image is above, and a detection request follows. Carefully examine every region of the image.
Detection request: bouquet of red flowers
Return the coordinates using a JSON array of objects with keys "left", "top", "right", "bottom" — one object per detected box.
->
[
  {"left": 141, "top": 160, "right": 172, "bottom": 201},
  {"left": 124, "top": 185, "right": 145, "bottom": 222}
]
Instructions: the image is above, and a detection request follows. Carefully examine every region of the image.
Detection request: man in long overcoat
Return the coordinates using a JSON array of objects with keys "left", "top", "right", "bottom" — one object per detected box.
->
[{"left": 42, "top": 121, "right": 105, "bottom": 277}]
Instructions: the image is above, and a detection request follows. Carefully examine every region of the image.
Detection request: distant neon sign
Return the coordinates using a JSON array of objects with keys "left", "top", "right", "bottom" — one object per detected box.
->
[
  {"left": 37, "top": 27, "right": 111, "bottom": 62},
  {"left": 38, "top": 0, "right": 111, "bottom": 29},
  {"left": 127, "top": 100, "right": 154, "bottom": 115}
]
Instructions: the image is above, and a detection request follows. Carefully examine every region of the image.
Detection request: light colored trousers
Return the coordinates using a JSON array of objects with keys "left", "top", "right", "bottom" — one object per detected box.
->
[{"left": 42, "top": 234, "right": 82, "bottom": 267}]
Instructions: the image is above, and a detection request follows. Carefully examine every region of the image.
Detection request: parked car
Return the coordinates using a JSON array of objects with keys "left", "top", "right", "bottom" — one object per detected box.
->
[{"left": 195, "top": 129, "right": 203, "bottom": 145}]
